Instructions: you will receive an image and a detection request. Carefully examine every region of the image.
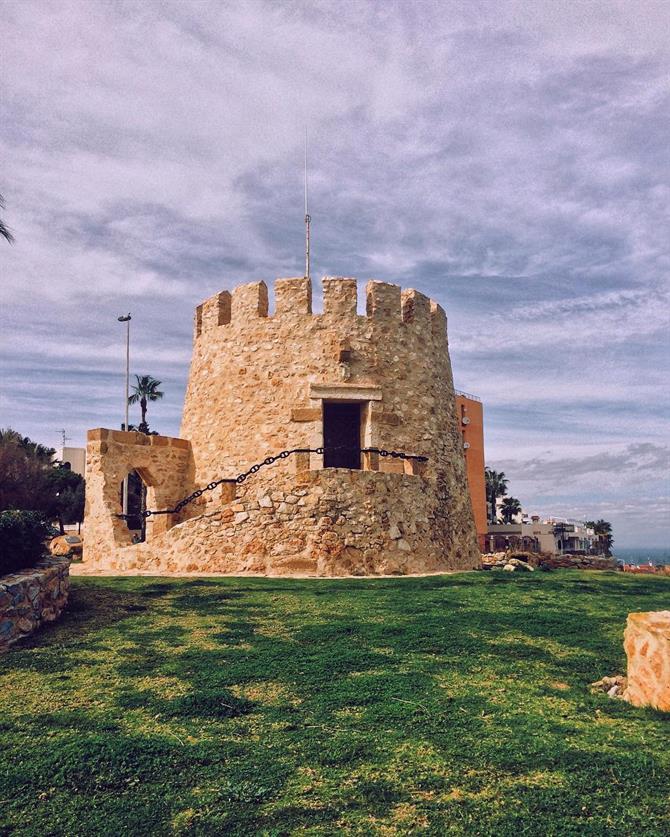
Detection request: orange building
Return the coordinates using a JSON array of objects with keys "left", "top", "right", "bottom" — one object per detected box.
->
[{"left": 455, "top": 391, "right": 487, "bottom": 551}]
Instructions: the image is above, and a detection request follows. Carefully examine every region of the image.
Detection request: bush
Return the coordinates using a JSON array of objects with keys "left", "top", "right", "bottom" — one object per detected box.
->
[{"left": 0, "top": 510, "right": 54, "bottom": 576}]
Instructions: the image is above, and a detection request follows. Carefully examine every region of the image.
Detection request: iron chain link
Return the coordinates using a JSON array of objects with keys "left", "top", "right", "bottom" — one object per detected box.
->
[{"left": 117, "top": 445, "right": 428, "bottom": 520}]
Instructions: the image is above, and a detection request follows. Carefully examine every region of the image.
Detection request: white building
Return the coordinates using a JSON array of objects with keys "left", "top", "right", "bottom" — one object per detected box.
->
[
  {"left": 54, "top": 446, "right": 86, "bottom": 478},
  {"left": 486, "top": 517, "right": 597, "bottom": 555}
]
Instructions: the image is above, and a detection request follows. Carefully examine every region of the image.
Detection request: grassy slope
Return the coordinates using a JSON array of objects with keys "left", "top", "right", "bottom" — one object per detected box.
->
[{"left": 0, "top": 572, "right": 668, "bottom": 836}]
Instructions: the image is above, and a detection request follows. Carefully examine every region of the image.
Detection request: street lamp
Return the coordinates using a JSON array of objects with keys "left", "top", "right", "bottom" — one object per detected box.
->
[{"left": 118, "top": 313, "right": 131, "bottom": 516}]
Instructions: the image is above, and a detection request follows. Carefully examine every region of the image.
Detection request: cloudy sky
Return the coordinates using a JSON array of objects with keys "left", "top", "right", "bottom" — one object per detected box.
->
[{"left": 2, "top": 0, "right": 669, "bottom": 547}]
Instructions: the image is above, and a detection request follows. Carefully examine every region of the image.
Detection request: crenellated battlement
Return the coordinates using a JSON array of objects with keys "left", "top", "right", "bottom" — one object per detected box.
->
[
  {"left": 194, "top": 277, "right": 447, "bottom": 340},
  {"left": 84, "top": 265, "right": 479, "bottom": 576}
]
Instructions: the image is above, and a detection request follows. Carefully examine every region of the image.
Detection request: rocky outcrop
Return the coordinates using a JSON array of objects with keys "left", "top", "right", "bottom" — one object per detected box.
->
[{"left": 0, "top": 557, "right": 70, "bottom": 652}]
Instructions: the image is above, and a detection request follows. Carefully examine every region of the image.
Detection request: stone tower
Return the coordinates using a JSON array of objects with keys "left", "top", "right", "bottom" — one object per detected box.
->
[{"left": 83, "top": 277, "right": 480, "bottom": 575}]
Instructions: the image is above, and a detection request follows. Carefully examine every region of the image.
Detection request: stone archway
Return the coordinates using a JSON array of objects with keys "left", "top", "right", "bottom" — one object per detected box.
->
[{"left": 118, "top": 468, "right": 149, "bottom": 542}]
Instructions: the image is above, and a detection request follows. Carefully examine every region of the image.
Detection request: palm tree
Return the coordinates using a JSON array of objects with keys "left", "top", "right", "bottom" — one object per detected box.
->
[
  {"left": 128, "top": 375, "right": 164, "bottom": 433},
  {"left": 585, "top": 519, "right": 614, "bottom": 556},
  {"left": 500, "top": 496, "right": 522, "bottom": 524},
  {"left": 0, "top": 194, "right": 14, "bottom": 243},
  {"left": 0, "top": 428, "right": 54, "bottom": 462},
  {"left": 485, "top": 467, "right": 509, "bottom": 523}
]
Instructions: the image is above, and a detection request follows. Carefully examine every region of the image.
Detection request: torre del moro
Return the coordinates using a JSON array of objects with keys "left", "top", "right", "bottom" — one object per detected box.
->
[{"left": 83, "top": 276, "right": 480, "bottom": 575}]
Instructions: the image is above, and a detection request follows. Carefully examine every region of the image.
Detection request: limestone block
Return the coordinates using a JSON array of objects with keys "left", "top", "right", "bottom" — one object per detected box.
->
[
  {"left": 624, "top": 611, "right": 670, "bottom": 711},
  {"left": 323, "top": 277, "right": 357, "bottom": 318},
  {"left": 291, "top": 408, "right": 321, "bottom": 422},
  {"left": 275, "top": 277, "right": 312, "bottom": 315},
  {"left": 401, "top": 288, "right": 431, "bottom": 324},
  {"left": 232, "top": 281, "right": 269, "bottom": 319},
  {"left": 201, "top": 290, "right": 231, "bottom": 331},
  {"left": 366, "top": 280, "right": 401, "bottom": 320}
]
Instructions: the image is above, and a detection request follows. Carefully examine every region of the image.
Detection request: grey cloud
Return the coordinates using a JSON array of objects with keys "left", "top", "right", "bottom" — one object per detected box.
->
[{"left": 493, "top": 443, "right": 670, "bottom": 482}]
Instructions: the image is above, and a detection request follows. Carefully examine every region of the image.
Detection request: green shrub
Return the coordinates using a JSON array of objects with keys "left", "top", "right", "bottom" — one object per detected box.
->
[{"left": 0, "top": 510, "right": 54, "bottom": 576}]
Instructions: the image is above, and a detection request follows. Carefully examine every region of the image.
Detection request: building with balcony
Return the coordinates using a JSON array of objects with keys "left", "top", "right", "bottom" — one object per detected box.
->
[{"left": 486, "top": 516, "right": 598, "bottom": 555}]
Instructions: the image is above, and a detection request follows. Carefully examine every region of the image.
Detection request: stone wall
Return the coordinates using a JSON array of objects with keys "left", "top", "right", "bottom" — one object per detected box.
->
[
  {"left": 624, "top": 611, "right": 670, "bottom": 711},
  {"left": 0, "top": 557, "right": 70, "bottom": 652},
  {"left": 482, "top": 552, "right": 618, "bottom": 571},
  {"left": 81, "top": 276, "right": 479, "bottom": 575},
  {"left": 86, "top": 467, "right": 480, "bottom": 576},
  {"left": 83, "top": 429, "right": 193, "bottom": 566},
  {"left": 183, "top": 278, "right": 469, "bottom": 510}
]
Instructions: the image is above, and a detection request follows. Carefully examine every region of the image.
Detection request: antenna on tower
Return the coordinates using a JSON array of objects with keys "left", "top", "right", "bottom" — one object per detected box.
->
[
  {"left": 304, "top": 127, "right": 311, "bottom": 280},
  {"left": 56, "top": 429, "right": 70, "bottom": 448}
]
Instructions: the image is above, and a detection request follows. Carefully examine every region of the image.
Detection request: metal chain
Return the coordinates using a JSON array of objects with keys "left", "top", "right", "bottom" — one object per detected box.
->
[{"left": 116, "top": 445, "right": 428, "bottom": 520}]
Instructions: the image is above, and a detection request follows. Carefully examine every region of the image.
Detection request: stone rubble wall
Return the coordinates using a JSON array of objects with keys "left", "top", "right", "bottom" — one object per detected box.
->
[
  {"left": 182, "top": 278, "right": 471, "bottom": 520},
  {"left": 0, "top": 557, "right": 70, "bottom": 652},
  {"left": 82, "top": 276, "right": 479, "bottom": 575},
  {"left": 83, "top": 429, "right": 193, "bottom": 566},
  {"left": 540, "top": 554, "right": 618, "bottom": 571},
  {"left": 482, "top": 552, "right": 618, "bottom": 571},
  {"left": 86, "top": 468, "right": 481, "bottom": 576},
  {"left": 624, "top": 611, "right": 670, "bottom": 711}
]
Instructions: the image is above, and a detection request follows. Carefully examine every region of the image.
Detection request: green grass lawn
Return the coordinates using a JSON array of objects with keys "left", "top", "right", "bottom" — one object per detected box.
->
[{"left": 1, "top": 571, "right": 668, "bottom": 836}]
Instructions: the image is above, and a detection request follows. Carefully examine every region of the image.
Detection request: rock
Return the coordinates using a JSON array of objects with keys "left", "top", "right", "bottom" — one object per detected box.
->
[
  {"left": 589, "top": 674, "right": 627, "bottom": 698},
  {"left": 16, "top": 617, "right": 35, "bottom": 634},
  {"left": 508, "top": 558, "right": 534, "bottom": 572},
  {"left": 397, "top": 539, "right": 412, "bottom": 552},
  {"left": 258, "top": 495, "right": 273, "bottom": 508},
  {"left": 388, "top": 524, "right": 402, "bottom": 540},
  {"left": 503, "top": 563, "right": 516, "bottom": 572},
  {"left": 234, "top": 512, "right": 249, "bottom": 524}
]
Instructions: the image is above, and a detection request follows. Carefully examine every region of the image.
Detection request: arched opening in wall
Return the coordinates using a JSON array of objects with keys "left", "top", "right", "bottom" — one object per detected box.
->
[{"left": 119, "top": 470, "right": 147, "bottom": 543}]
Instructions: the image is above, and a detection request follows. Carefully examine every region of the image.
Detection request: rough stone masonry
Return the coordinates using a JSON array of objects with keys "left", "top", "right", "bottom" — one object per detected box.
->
[{"left": 82, "top": 277, "right": 480, "bottom": 575}]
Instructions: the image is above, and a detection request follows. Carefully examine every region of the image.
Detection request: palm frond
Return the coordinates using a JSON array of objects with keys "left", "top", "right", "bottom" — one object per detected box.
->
[{"left": 0, "top": 194, "right": 14, "bottom": 243}]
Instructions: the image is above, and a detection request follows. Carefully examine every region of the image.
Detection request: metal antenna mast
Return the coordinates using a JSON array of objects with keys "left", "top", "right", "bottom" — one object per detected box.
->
[
  {"left": 56, "top": 429, "right": 70, "bottom": 448},
  {"left": 304, "top": 128, "right": 311, "bottom": 280}
]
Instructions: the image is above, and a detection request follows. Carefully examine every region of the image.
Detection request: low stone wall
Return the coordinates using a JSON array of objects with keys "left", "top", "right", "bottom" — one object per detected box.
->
[
  {"left": 0, "top": 557, "right": 70, "bottom": 652},
  {"left": 81, "top": 468, "right": 481, "bottom": 576},
  {"left": 624, "top": 611, "right": 670, "bottom": 711},
  {"left": 539, "top": 554, "right": 618, "bottom": 571},
  {"left": 482, "top": 552, "right": 618, "bottom": 571}
]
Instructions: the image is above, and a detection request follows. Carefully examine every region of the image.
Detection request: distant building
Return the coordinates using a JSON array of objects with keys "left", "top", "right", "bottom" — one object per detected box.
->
[
  {"left": 54, "top": 446, "right": 86, "bottom": 477},
  {"left": 486, "top": 516, "right": 597, "bottom": 554},
  {"left": 455, "top": 391, "right": 487, "bottom": 551}
]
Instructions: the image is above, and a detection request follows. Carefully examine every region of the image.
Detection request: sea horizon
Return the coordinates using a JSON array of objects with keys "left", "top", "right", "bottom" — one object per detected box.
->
[{"left": 613, "top": 547, "right": 670, "bottom": 566}]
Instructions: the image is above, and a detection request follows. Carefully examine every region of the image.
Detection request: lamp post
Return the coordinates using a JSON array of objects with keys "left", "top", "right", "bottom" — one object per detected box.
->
[{"left": 118, "top": 313, "right": 131, "bottom": 516}]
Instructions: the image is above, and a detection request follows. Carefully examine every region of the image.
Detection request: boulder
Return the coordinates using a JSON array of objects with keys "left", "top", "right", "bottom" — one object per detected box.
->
[
  {"left": 507, "top": 558, "right": 534, "bottom": 572},
  {"left": 590, "top": 675, "right": 626, "bottom": 698}
]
